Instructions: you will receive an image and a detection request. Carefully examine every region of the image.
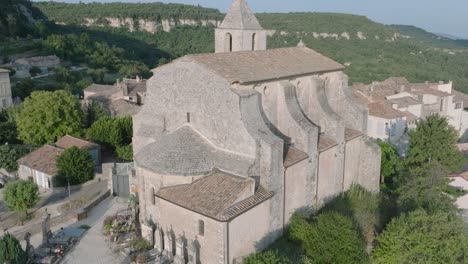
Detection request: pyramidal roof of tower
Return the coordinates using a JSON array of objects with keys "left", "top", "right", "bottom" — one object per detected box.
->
[{"left": 219, "top": 0, "right": 263, "bottom": 30}]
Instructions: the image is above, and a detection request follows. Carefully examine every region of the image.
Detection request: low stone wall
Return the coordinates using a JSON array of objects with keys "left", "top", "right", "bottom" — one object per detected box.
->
[{"left": 74, "top": 190, "right": 111, "bottom": 221}]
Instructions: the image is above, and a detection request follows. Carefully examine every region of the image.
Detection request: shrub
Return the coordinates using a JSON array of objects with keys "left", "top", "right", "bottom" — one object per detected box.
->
[
  {"left": 243, "top": 250, "right": 291, "bottom": 264},
  {"left": 4, "top": 180, "right": 40, "bottom": 216},
  {"left": 131, "top": 237, "right": 152, "bottom": 252},
  {"left": 0, "top": 233, "right": 27, "bottom": 264},
  {"left": 289, "top": 212, "right": 369, "bottom": 264},
  {"left": 373, "top": 210, "right": 468, "bottom": 264},
  {"left": 56, "top": 146, "right": 95, "bottom": 186}
]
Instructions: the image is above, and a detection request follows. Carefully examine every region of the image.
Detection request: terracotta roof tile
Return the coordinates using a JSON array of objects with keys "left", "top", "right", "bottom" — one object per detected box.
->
[
  {"left": 368, "top": 101, "right": 407, "bottom": 119},
  {"left": 185, "top": 47, "right": 344, "bottom": 84},
  {"left": 157, "top": 171, "right": 272, "bottom": 221},
  {"left": 84, "top": 84, "right": 118, "bottom": 94},
  {"left": 283, "top": 146, "right": 308, "bottom": 168},
  {"left": 17, "top": 145, "right": 64, "bottom": 175},
  {"left": 55, "top": 135, "right": 99, "bottom": 150},
  {"left": 318, "top": 135, "right": 337, "bottom": 152},
  {"left": 345, "top": 128, "right": 362, "bottom": 141}
]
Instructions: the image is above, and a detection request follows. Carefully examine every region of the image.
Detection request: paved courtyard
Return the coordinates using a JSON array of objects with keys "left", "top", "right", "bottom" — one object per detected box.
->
[{"left": 61, "top": 197, "right": 128, "bottom": 264}]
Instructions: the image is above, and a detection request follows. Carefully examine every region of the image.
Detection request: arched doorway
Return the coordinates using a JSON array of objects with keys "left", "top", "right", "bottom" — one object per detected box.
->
[
  {"left": 225, "top": 33, "right": 233, "bottom": 52},
  {"left": 252, "top": 33, "right": 256, "bottom": 51}
]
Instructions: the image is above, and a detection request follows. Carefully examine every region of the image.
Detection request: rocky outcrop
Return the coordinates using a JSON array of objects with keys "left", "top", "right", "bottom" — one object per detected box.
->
[{"left": 60, "top": 17, "right": 221, "bottom": 33}]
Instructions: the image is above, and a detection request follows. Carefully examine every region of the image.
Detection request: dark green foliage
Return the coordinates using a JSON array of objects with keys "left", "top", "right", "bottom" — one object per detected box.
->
[
  {"left": 405, "top": 114, "right": 464, "bottom": 172},
  {"left": 56, "top": 146, "right": 95, "bottom": 186},
  {"left": 0, "top": 233, "right": 27, "bottom": 264},
  {"left": 373, "top": 210, "right": 468, "bottom": 264},
  {"left": 16, "top": 90, "right": 85, "bottom": 145},
  {"left": 29, "top": 66, "right": 42, "bottom": 76},
  {"left": 377, "top": 141, "right": 402, "bottom": 191},
  {"left": 396, "top": 161, "right": 457, "bottom": 214},
  {"left": 390, "top": 25, "right": 468, "bottom": 49},
  {"left": 0, "top": 144, "right": 34, "bottom": 172},
  {"left": 0, "top": 0, "right": 46, "bottom": 39},
  {"left": 13, "top": 78, "right": 34, "bottom": 100},
  {"left": 243, "top": 250, "right": 291, "bottom": 264},
  {"left": 288, "top": 212, "right": 369, "bottom": 264},
  {"left": 0, "top": 109, "right": 20, "bottom": 145},
  {"left": 319, "top": 185, "right": 395, "bottom": 249},
  {"left": 116, "top": 144, "right": 133, "bottom": 162},
  {"left": 4, "top": 180, "right": 40, "bottom": 216},
  {"left": 85, "top": 102, "right": 108, "bottom": 128},
  {"left": 86, "top": 116, "right": 132, "bottom": 149}
]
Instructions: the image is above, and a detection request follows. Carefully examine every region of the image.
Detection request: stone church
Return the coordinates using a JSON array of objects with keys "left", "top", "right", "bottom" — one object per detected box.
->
[{"left": 132, "top": 0, "right": 381, "bottom": 263}]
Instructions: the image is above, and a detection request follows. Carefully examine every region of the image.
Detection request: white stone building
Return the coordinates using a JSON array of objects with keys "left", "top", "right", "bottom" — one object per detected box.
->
[
  {"left": 0, "top": 69, "right": 13, "bottom": 109},
  {"left": 353, "top": 77, "right": 468, "bottom": 150},
  {"left": 133, "top": 1, "right": 381, "bottom": 263}
]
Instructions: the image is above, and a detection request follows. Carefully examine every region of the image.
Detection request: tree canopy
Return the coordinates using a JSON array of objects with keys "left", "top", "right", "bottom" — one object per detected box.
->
[
  {"left": 405, "top": 114, "right": 464, "bottom": 172},
  {"left": 0, "top": 233, "right": 27, "bottom": 264},
  {"left": 0, "top": 145, "right": 34, "bottom": 172},
  {"left": 377, "top": 141, "right": 401, "bottom": 187},
  {"left": 86, "top": 116, "right": 132, "bottom": 148},
  {"left": 16, "top": 90, "right": 84, "bottom": 145},
  {"left": 4, "top": 180, "right": 40, "bottom": 216},
  {"left": 288, "top": 212, "right": 369, "bottom": 264},
  {"left": 56, "top": 146, "right": 95, "bottom": 186},
  {"left": 373, "top": 210, "right": 467, "bottom": 264}
]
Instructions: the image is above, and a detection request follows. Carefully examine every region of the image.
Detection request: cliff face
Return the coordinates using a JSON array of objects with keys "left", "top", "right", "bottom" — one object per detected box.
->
[{"left": 71, "top": 17, "right": 221, "bottom": 33}]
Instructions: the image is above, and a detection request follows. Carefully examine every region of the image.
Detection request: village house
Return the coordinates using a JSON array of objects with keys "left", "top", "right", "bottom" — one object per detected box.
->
[
  {"left": 353, "top": 77, "right": 468, "bottom": 151},
  {"left": 132, "top": 1, "right": 381, "bottom": 263},
  {"left": 0, "top": 69, "right": 13, "bottom": 109},
  {"left": 1, "top": 55, "right": 60, "bottom": 78},
  {"left": 83, "top": 76, "right": 146, "bottom": 117},
  {"left": 17, "top": 135, "right": 101, "bottom": 190}
]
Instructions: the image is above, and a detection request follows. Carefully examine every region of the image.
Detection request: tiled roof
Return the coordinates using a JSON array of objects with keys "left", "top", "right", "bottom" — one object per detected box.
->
[
  {"left": 185, "top": 47, "right": 344, "bottom": 84},
  {"left": 219, "top": 0, "right": 263, "bottom": 30},
  {"left": 345, "top": 128, "right": 362, "bottom": 141},
  {"left": 453, "top": 90, "right": 468, "bottom": 105},
  {"left": 157, "top": 172, "right": 273, "bottom": 221},
  {"left": 107, "top": 99, "right": 141, "bottom": 117},
  {"left": 126, "top": 80, "right": 146, "bottom": 96},
  {"left": 368, "top": 101, "right": 407, "bottom": 119},
  {"left": 318, "top": 135, "right": 337, "bottom": 152},
  {"left": 55, "top": 135, "right": 99, "bottom": 150},
  {"left": 283, "top": 146, "right": 309, "bottom": 168},
  {"left": 402, "top": 111, "right": 418, "bottom": 122},
  {"left": 84, "top": 84, "right": 118, "bottom": 94},
  {"left": 409, "top": 88, "right": 451, "bottom": 97},
  {"left": 135, "top": 125, "right": 253, "bottom": 176},
  {"left": 388, "top": 97, "right": 421, "bottom": 107},
  {"left": 17, "top": 145, "right": 64, "bottom": 176}
]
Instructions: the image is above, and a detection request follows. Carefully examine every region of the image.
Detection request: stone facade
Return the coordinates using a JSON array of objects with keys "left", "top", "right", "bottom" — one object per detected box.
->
[
  {"left": 133, "top": 1, "right": 381, "bottom": 263},
  {"left": 0, "top": 69, "right": 12, "bottom": 109}
]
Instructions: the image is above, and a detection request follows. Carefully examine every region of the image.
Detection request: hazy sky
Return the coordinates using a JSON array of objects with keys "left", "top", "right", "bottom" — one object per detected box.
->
[{"left": 35, "top": 0, "right": 468, "bottom": 38}]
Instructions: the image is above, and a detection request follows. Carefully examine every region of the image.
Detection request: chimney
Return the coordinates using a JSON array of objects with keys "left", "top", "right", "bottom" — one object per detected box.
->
[
  {"left": 122, "top": 83, "right": 128, "bottom": 96},
  {"left": 136, "top": 75, "right": 141, "bottom": 83}
]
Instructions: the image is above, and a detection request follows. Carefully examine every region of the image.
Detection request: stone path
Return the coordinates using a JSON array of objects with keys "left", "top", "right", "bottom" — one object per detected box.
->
[{"left": 61, "top": 197, "right": 128, "bottom": 264}]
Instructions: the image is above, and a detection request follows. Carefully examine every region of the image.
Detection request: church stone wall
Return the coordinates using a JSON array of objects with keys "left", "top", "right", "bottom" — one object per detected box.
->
[
  {"left": 321, "top": 72, "right": 368, "bottom": 132},
  {"left": 357, "top": 138, "right": 381, "bottom": 192},
  {"left": 344, "top": 137, "right": 362, "bottom": 190},
  {"left": 157, "top": 198, "right": 226, "bottom": 264},
  {"left": 284, "top": 160, "right": 310, "bottom": 222},
  {"left": 138, "top": 61, "right": 257, "bottom": 158},
  {"left": 317, "top": 146, "right": 342, "bottom": 206},
  {"left": 228, "top": 200, "right": 271, "bottom": 262},
  {"left": 215, "top": 29, "right": 266, "bottom": 53}
]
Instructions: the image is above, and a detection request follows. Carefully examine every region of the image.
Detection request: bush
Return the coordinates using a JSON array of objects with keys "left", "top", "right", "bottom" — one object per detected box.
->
[
  {"left": 243, "top": 250, "right": 291, "bottom": 264},
  {"left": 373, "top": 210, "right": 467, "bottom": 264},
  {"left": 131, "top": 237, "right": 152, "bottom": 252},
  {"left": 86, "top": 116, "right": 132, "bottom": 149},
  {"left": 0, "top": 233, "right": 27, "bottom": 264},
  {"left": 56, "top": 146, "right": 95, "bottom": 186},
  {"left": 289, "top": 212, "right": 369, "bottom": 264},
  {"left": 4, "top": 180, "right": 40, "bottom": 216},
  {"left": 116, "top": 144, "right": 133, "bottom": 162}
]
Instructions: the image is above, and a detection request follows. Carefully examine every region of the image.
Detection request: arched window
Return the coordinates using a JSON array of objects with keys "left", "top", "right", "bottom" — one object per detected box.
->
[
  {"left": 198, "top": 220, "right": 205, "bottom": 236},
  {"left": 252, "top": 33, "right": 256, "bottom": 51},
  {"left": 225, "top": 33, "right": 232, "bottom": 52}
]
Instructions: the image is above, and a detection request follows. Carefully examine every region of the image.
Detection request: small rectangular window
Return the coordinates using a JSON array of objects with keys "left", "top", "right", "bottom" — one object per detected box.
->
[
  {"left": 198, "top": 220, "right": 204, "bottom": 236},
  {"left": 455, "top": 103, "right": 462, "bottom": 109}
]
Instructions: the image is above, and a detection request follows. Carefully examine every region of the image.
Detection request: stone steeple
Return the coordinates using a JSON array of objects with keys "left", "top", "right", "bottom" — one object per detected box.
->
[
  {"left": 215, "top": 0, "right": 267, "bottom": 53},
  {"left": 219, "top": 0, "right": 263, "bottom": 30}
]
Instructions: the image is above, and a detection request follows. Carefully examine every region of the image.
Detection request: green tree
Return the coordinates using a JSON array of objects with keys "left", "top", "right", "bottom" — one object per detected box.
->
[
  {"left": 4, "top": 180, "right": 40, "bottom": 216},
  {"left": 12, "top": 78, "right": 34, "bottom": 100},
  {"left": 377, "top": 141, "right": 401, "bottom": 186},
  {"left": 288, "top": 212, "right": 369, "bottom": 264},
  {"left": 116, "top": 144, "right": 133, "bottom": 162},
  {"left": 85, "top": 102, "right": 107, "bottom": 128},
  {"left": 56, "top": 146, "right": 95, "bottom": 186},
  {"left": 0, "top": 233, "right": 27, "bottom": 264},
  {"left": 397, "top": 160, "right": 456, "bottom": 214},
  {"left": 243, "top": 250, "right": 291, "bottom": 264},
  {"left": 86, "top": 116, "right": 132, "bottom": 148},
  {"left": 373, "top": 210, "right": 467, "bottom": 264},
  {"left": 405, "top": 114, "right": 464, "bottom": 172},
  {"left": 16, "top": 90, "right": 84, "bottom": 145},
  {"left": 29, "top": 66, "right": 41, "bottom": 76},
  {"left": 0, "top": 145, "right": 33, "bottom": 172}
]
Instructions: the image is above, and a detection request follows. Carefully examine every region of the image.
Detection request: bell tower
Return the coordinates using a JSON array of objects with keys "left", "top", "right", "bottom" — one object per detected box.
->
[{"left": 215, "top": 0, "right": 267, "bottom": 53}]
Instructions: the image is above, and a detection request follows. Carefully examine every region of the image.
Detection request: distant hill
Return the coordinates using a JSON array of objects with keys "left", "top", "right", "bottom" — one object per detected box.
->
[
  {"left": 25, "top": 2, "right": 468, "bottom": 94},
  {"left": 389, "top": 25, "right": 468, "bottom": 49},
  {"left": 0, "top": 0, "right": 46, "bottom": 39}
]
